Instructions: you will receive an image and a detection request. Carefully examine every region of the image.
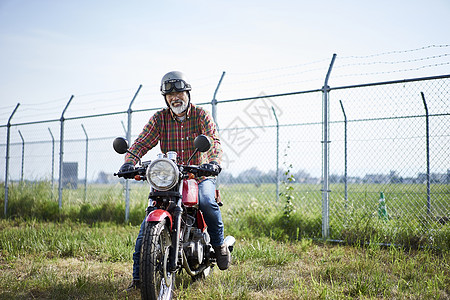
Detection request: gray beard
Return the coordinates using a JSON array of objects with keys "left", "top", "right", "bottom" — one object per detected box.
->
[{"left": 170, "top": 100, "right": 188, "bottom": 115}]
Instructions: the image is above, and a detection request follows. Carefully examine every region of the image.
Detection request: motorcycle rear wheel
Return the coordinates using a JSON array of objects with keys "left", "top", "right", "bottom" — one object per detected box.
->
[
  {"left": 192, "top": 265, "right": 213, "bottom": 282},
  {"left": 140, "top": 219, "right": 174, "bottom": 300}
]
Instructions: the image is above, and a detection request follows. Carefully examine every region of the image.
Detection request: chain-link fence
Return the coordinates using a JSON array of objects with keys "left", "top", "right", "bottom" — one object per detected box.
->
[
  {"left": 327, "top": 76, "right": 450, "bottom": 242},
  {"left": 1, "top": 73, "right": 449, "bottom": 243}
]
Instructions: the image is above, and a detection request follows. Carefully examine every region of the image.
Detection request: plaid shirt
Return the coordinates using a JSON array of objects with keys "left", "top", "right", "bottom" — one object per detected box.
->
[{"left": 125, "top": 104, "right": 222, "bottom": 167}]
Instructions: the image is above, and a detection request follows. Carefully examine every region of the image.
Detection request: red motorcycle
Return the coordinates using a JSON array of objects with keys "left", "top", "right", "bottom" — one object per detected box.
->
[{"left": 113, "top": 135, "right": 234, "bottom": 300}]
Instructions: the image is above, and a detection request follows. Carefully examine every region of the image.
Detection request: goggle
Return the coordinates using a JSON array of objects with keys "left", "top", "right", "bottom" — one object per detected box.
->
[{"left": 161, "top": 79, "right": 191, "bottom": 95}]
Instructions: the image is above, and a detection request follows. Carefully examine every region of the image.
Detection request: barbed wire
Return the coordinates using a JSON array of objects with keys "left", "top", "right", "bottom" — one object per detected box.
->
[
  {"left": 339, "top": 44, "right": 450, "bottom": 59},
  {"left": 220, "top": 66, "right": 329, "bottom": 87},
  {"left": 0, "top": 104, "right": 20, "bottom": 111},
  {"left": 335, "top": 54, "right": 450, "bottom": 69},
  {"left": 333, "top": 61, "right": 450, "bottom": 79},
  {"left": 76, "top": 87, "right": 138, "bottom": 98},
  {"left": 228, "top": 58, "right": 331, "bottom": 76},
  {"left": 3, "top": 45, "right": 449, "bottom": 123},
  {"left": 209, "top": 45, "right": 450, "bottom": 93}
]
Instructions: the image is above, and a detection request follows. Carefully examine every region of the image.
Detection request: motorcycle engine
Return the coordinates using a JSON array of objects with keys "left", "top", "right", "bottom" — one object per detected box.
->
[{"left": 183, "top": 228, "right": 210, "bottom": 268}]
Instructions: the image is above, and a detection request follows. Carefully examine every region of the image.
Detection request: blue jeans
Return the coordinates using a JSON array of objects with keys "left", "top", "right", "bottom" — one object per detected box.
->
[{"left": 132, "top": 178, "right": 224, "bottom": 281}]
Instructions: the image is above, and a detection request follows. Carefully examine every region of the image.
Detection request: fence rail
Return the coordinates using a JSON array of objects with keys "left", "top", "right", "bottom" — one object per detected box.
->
[{"left": 1, "top": 66, "right": 449, "bottom": 243}]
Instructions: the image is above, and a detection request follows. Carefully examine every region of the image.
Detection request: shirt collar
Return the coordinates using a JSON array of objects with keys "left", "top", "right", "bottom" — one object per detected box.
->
[{"left": 169, "top": 103, "right": 192, "bottom": 121}]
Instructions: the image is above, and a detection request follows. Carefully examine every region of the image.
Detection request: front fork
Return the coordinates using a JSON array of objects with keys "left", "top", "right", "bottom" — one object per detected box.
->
[{"left": 168, "top": 198, "right": 182, "bottom": 272}]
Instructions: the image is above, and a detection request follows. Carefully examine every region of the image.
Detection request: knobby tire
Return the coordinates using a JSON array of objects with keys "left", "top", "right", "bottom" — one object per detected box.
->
[{"left": 140, "top": 219, "right": 174, "bottom": 300}]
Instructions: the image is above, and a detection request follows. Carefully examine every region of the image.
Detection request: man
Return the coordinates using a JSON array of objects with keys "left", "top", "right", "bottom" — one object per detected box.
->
[{"left": 120, "top": 71, "right": 230, "bottom": 291}]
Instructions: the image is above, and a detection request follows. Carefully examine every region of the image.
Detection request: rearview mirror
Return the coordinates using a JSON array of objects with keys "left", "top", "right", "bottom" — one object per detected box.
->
[
  {"left": 113, "top": 137, "right": 129, "bottom": 154},
  {"left": 194, "top": 135, "right": 211, "bottom": 152}
]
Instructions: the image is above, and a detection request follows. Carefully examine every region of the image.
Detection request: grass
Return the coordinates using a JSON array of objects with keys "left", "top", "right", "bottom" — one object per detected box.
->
[
  {"left": 0, "top": 219, "right": 134, "bottom": 300},
  {"left": 1, "top": 180, "right": 449, "bottom": 250},
  {"left": 1, "top": 180, "right": 449, "bottom": 249},
  {"left": 0, "top": 219, "right": 449, "bottom": 299},
  {"left": 0, "top": 181, "right": 449, "bottom": 298}
]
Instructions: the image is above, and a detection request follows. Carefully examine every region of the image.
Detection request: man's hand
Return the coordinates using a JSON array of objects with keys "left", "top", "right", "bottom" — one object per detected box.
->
[
  {"left": 199, "top": 162, "right": 222, "bottom": 175},
  {"left": 210, "top": 161, "right": 222, "bottom": 174},
  {"left": 119, "top": 162, "right": 135, "bottom": 173}
]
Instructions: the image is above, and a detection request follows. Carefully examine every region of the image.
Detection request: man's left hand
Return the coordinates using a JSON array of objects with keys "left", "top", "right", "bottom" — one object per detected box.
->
[{"left": 199, "top": 162, "right": 222, "bottom": 175}]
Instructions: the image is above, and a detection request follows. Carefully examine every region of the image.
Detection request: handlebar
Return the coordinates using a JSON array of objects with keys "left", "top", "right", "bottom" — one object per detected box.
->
[
  {"left": 114, "top": 167, "right": 146, "bottom": 179},
  {"left": 182, "top": 165, "right": 220, "bottom": 177},
  {"left": 114, "top": 164, "right": 219, "bottom": 180}
]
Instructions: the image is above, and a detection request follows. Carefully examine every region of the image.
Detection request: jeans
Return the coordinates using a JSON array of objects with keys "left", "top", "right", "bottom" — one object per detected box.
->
[{"left": 132, "top": 178, "right": 224, "bottom": 281}]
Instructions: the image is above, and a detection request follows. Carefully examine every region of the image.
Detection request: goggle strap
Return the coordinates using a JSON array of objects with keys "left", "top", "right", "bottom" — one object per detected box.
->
[{"left": 161, "top": 80, "right": 191, "bottom": 93}]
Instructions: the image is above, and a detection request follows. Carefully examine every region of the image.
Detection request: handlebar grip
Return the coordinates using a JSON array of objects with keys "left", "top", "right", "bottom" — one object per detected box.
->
[
  {"left": 199, "top": 168, "right": 220, "bottom": 176},
  {"left": 114, "top": 169, "right": 139, "bottom": 179},
  {"left": 187, "top": 166, "right": 219, "bottom": 177}
]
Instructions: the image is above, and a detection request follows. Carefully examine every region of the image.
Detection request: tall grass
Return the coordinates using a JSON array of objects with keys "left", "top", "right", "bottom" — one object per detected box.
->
[
  {"left": 0, "top": 219, "right": 135, "bottom": 262},
  {"left": 0, "top": 218, "right": 136, "bottom": 300},
  {"left": 0, "top": 181, "right": 146, "bottom": 225},
  {"left": 1, "top": 219, "right": 449, "bottom": 299},
  {"left": 0, "top": 181, "right": 449, "bottom": 299},
  {"left": 1, "top": 181, "right": 449, "bottom": 251}
]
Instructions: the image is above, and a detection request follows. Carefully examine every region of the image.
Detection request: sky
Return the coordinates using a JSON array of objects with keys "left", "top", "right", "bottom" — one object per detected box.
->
[
  {"left": 0, "top": 0, "right": 449, "bottom": 182},
  {"left": 0, "top": 0, "right": 449, "bottom": 124}
]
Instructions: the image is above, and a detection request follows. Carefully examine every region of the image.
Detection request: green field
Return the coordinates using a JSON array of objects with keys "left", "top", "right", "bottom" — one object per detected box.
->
[
  {"left": 1, "top": 220, "right": 449, "bottom": 299},
  {"left": 2, "top": 181, "right": 449, "bottom": 249},
  {"left": 0, "top": 181, "right": 449, "bottom": 299}
]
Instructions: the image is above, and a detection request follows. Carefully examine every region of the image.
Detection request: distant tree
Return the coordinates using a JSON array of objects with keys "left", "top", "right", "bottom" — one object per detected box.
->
[
  {"left": 236, "top": 167, "right": 264, "bottom": 184},
  {"left": 293, "top": 169, "right": 310, "bottom": 183},
  {"left": 329, "top": 174, "right": 343, "bottom": 183},
  {"left": 96, "top": 171, "right": 110, "bottom": 184},
  {"left": 218, "top": 171, "right": 236, "bottom": 184}
]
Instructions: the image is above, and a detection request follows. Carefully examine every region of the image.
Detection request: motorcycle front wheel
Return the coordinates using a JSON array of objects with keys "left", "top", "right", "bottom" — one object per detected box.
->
[{"left": 140, "top": 219, "right": 174, "bottom": 300}]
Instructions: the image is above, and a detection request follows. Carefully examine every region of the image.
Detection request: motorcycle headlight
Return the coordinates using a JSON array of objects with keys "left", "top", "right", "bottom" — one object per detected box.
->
[{"left": 146, "top": 158, "right": 179, "bottom": 191}]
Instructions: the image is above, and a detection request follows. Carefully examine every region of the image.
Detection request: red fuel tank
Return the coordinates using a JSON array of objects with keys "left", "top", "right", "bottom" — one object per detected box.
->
[{"left": 182, "top": 178, "right": 198, "bottom": 207}]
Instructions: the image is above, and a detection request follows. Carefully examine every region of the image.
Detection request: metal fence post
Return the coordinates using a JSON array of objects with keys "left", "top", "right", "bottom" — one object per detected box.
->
[
  {"left": 272, "top": 106, "right": 280, "bottom": 202},
  {"left": 322, "top": 54, "right": 337, "bottom": 240},
  {"left": 212, "top": 72, "right": 225, "bottom": 190},
  {"left": 420, "top": 92, "right": 431, "bottom": 215},
  {"left": 339, "top": 100, "right": 348, "bottom": 202},
  {"left": 48, "top": 127, "right": 55, "bottom": 200},
  {"left": 212, "top": 72, "right": 226, "bottom": 130},
  {"left": 58, "top": 95, "right": 74, "bottom": 209},
  {"left": 125, "top": 85, "right": 142, "bottom": 223},
  {"left": 4, "top": 103, "right": 20, "bottom": 217},
  {"left": 18, "top": 130, "right": 25, "bottom": 183},
  {"left": 120, "top": 121, "right": 127, "bottom": 135},
  {"left": 48, "top": 128, "right": 55, "bottom": 194},
  {"left": 81, "top": 124, "right": 88, "bottom": 202}
]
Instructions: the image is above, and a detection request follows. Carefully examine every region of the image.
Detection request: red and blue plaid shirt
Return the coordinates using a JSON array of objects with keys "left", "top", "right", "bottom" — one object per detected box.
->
[{"left": 125, "top": 104, "right": 222, "bottom": 167}]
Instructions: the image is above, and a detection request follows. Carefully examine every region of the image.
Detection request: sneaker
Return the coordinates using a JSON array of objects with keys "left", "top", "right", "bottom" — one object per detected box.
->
[
  {"left": 214, "top": 244, "right": 231, "bottom": 270},
  {"left": 125, "top": 279, "right": 140, "bottom": 292}
]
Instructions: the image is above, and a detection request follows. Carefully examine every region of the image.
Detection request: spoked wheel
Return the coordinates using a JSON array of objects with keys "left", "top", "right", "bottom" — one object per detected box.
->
[{"left": 140, "top": 219, "right": 174, "bottom": 300}]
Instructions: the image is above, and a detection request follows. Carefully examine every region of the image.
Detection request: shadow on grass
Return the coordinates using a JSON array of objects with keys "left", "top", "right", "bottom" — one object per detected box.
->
[{"left": 0, "top": 277, "right": 140, "bottom": 300}]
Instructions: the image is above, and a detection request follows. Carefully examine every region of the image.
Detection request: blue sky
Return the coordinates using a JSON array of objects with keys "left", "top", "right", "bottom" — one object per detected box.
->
[
  {"left": 0, "top": 0, "right": 449, "bottom": 181},
  {"left": 0, "top": 0, "right": 449, "bottom": 123}
]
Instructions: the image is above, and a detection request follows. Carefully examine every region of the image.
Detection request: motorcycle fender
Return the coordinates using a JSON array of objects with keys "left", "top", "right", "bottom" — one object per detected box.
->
[
  {"left": 146, "top": 209, "right": 173, "bottom": 230},
  {"left": 197, "top": 210, "right": 207, "bottom": 232}
]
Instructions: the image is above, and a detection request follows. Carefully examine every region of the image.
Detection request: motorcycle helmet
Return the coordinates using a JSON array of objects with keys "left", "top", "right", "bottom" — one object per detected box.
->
[
  {"left": 160, "top": 71, "right": 192, "bottom": 115},
  {"left": 160, "top": 71, "right": 192, "bottom": 95}
]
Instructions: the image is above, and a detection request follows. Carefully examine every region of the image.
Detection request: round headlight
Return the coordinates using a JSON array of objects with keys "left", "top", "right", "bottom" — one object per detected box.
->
[{"left": 146, "top": 158, "right": 179, "bottom": 191}]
